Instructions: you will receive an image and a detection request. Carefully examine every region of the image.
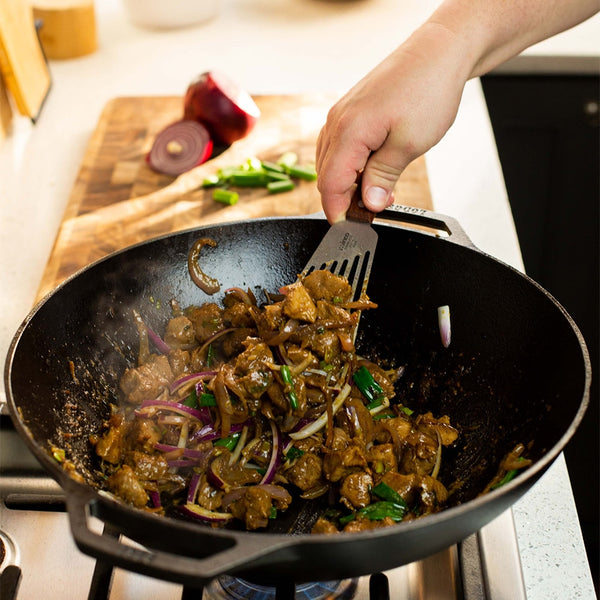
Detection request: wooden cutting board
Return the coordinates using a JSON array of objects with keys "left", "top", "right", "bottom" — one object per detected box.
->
[{"left": 36, "top": 94, "right": 432, "bottom": 301}]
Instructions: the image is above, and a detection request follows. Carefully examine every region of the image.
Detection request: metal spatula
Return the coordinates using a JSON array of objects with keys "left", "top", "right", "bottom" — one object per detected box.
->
[{"left": 300, "top": 182, "right": 377, "bottom": 301}]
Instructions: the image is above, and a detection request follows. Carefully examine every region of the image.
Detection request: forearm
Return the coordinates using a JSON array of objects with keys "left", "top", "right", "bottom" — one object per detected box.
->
[{"left": 427, "top": 0, "right": 600, "bottom": 78}]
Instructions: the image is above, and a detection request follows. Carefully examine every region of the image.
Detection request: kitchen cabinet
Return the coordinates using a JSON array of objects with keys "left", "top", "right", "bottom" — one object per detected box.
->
[{"left": 482, "top": 56, "right": 599, "bottom": 592}]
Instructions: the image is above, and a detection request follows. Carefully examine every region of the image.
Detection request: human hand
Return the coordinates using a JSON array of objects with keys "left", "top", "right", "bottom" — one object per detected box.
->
[{"left": 316, "top": 23, "right": 472, "bottom": 223}]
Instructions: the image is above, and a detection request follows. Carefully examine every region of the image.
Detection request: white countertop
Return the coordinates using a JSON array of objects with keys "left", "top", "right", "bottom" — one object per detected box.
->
[{"left": 1, "top": 0, "right": 598, "bottom": 597}]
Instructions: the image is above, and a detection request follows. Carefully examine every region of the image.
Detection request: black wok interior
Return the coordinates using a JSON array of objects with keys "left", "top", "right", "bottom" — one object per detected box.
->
[{"left": 5, "top": 215, "right": 589, "bottom": 581}]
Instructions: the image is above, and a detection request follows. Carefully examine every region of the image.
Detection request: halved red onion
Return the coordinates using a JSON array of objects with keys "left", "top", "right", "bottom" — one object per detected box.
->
[
  {"left": 179, "top": 503, "right": 234, "bottom": 524},
  {"left": 147, "top": 120, "right": 213, "bottom": 176},
  {"left": 259, "top": 420, "right": 281, "bottom": 485}
]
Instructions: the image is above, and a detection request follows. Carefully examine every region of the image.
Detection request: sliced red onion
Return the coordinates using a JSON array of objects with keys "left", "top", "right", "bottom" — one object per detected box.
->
[
  {"left": 149, "top": 490, "right": 162, "bottom": 508},
  {"left": 259, "top": 420, "right": 281, "bottom": 485},
  {"left": 169, "top": 371, "right": 216, "bottom": 394},
  {"left": 146, "top": 326, "right": 171, "bottom": 355},
  {"left": 224, "top": 287, "right": 254, "bottom": 305},
  {"left": 154, "top": 443, "right": 212, "bottom": 461},
  {"left": 137, "top": 399, "right": 205, "bottom": 421},
  {"left": 229, "top": 425, "right": 249, "bottom": 466},
  {"left": 221, "top": 486, "right": 247, "bottom": 508},
  {"left": 255, "top": 483, "right": 291, "bottom": 502},
  {"left": 438, "top": 305, "right": 451, "bottom": 348},
  {"left": 179, "top": 503, "right": 233, "bottom": 524},
  {"left": 195, "top": 327, "right": 236, "bottom": 359},
  {"left": 187, "top": 473, "right": 201, "bottom": 504},
  {"left": 189, "top": 423, "right": 220, "bottom": 443},
  {"left": 265, "top": 319, "right": 299, "bottom": 346},
  {"left": 289, "top": 383, "right": 351, "bottom": 441},
  {"left": 147, "top": 120, "right": 213, "bottom": 176},
  {"left": 167, "top": 459, "right": 198, "bottom": 468},
  {"left": 206, "top": 459, "right": 229, "bottom": 491}
]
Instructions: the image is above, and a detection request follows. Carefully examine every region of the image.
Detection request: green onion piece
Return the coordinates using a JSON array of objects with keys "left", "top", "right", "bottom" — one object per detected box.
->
[
  {"left": 269, "top": 506, "right": 278, "bottom": 519},
  {"left": 280, "top": 364, "right": 299, "bottom": 410},
  {"left": 246, "top": 157, "right": 262, "bottom": 170},
  {"left": 214, "top": 432, "right": 241, "bottom": 451},
  {"left": 229, "top": 170, "right": 270, "bottom": 187},
  {"left": 199, "top": 392, "right": 217, "bottom": 407},
  {"left": 206, "top": 344, "right": 215, "bottom": 367},
  {"left": 373, "top": 461, "right": 385, "bottom": 474},
  {"left": 261, "top": 160, "right": 286, "bottom": 173},
  {"left": 339, "top": 513, "right": 357, "bottom": 525},
  {"left": 267, "top": 180, "right": 295, "bottom": 194},
  {"left": 183, "top": 388, "right": 199, "bottom": 409},
  {"left": 285, "top": 446, "right": 305, "bottom": 460},
  {"left": 52, "top": 447, "right": 65, "bottom": 463},
  {"left": 284, "top": 164, "right": 317, "bottom": 181},
  {"left": 366, "top": 398, "right": 383, "bottom": 411},
  {"left": 217, "top": 166, "right": 237, "bottom": 180},
  {"left": 400, "top": 406, "right": 414, "bottom": 416},
  {"left": 202, "top": 174, "right": 222, "bottom": 187},
  {"left": 372, "top": 482, "right": 408, "bottom": 507},
  {"left": 490, "top": 468, "right": 519, "bottom": 490},
  {"left": 277, "top": 151, "right": 298, "bottom": 169},
  {"left": 265, "top": 170, "right": 292, "bottom": 182},
  {"left": 353, "top": 366, "right": 385, "bottom": 405},
  {"left": 358, "top": 501, "right": 408, "bottom": 522},
  {"left": 372, "top": 413, "right": 394, "bottom": 421},
  {"left": 213, "top": 188, "right": 239, "bottom": 205}
]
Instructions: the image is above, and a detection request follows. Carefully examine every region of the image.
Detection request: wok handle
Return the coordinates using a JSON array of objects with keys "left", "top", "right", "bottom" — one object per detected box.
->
[
  {"left": 65, "top": 488, "right": 285, "bottom": 587},
  {"left": 376, "top": 204, "right": 476, "bottom": 248}
]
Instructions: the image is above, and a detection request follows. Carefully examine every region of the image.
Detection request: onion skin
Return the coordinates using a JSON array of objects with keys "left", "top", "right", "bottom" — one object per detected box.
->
[{"left": 183, "top": 71, "right": 260, "bottom": 145}]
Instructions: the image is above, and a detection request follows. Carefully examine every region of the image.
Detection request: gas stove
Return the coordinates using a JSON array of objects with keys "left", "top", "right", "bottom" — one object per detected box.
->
[{"left": 0, "top": 407, "right": 527, "bottom": 600}]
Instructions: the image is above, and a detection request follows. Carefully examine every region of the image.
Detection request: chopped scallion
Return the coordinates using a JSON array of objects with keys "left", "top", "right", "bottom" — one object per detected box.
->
[
  {"left": 213, "top": 188, "right": 239, "bottom": 205},
  {"left": 267, "top": 179, "right": 295, "bottom": 194}
]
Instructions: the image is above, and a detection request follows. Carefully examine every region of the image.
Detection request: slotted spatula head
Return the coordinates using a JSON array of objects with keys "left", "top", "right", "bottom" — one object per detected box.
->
[{"left": 300, "top": 184, "right": 377, "bottom": 301}]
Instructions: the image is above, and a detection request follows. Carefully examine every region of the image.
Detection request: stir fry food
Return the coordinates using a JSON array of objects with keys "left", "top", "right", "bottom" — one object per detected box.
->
[{"left": 91, "top": 269, "right": 462, "bottom": 533}]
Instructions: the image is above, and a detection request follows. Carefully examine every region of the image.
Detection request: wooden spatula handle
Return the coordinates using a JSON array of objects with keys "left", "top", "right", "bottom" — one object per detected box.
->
[{"left": 346, "top": 174, "right": 376, "bottom": 224}]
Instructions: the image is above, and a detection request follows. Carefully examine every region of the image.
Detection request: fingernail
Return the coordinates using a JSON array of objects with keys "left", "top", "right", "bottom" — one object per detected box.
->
[{"left": 365, "top": 186, "right": 389, "bottom": 211}]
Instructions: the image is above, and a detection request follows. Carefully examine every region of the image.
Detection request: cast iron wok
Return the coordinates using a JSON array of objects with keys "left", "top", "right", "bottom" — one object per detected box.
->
[{"left": 4, "top": 206, "right": 590, "bottom": 587}]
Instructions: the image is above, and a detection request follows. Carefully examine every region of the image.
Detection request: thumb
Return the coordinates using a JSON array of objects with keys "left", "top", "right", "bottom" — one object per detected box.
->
[{"left": 361, "top": 140, "right": 410, "bottom": 212}]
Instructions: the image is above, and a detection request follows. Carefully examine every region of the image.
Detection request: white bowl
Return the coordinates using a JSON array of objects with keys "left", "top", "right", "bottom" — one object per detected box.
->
[{"left": 123, "top": 0, "right": 220, "bottom": 29}]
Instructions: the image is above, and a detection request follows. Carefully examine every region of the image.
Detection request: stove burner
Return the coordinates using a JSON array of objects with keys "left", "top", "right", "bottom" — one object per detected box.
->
[
  {"left": 0, "top": 531, "right": 21, "bottom": 600},
  {"left": 0, "top": 531, "right": 18, "bottom": 572},
  {"left": 204, "top": 574, "right": 359, "bottom": 599}
]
